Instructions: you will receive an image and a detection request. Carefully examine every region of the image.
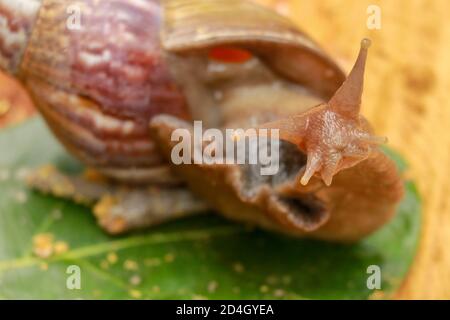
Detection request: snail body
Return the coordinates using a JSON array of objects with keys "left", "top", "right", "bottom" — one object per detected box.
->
[{"left": 0, "top": 0, "right": 403, "bottom": 242}]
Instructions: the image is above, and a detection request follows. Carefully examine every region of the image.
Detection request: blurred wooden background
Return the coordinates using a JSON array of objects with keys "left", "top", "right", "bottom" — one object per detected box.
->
[
  {"left": 1, "top": 0, "right": 449, "bottom": 299},
  {"left": 0, "top": 72, "right": 34, "bottom": 128},
  {"left": 261, "top": 0, "right": 450, "bottom": 300}
]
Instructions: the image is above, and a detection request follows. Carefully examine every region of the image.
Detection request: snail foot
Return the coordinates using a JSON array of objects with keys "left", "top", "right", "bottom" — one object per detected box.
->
[{"left": 27, "top": 165, "right": 208, "bottom": 234}]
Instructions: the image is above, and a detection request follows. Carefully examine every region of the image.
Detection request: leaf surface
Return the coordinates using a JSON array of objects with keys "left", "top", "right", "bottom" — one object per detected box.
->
[{"left": 0, "top": 119, "right": 421, "bottom": 299}]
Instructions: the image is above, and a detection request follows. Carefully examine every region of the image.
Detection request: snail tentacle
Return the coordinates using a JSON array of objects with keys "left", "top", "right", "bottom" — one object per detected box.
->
[{"left": 260, "top": 39, "right": 387, "bottom": 187}]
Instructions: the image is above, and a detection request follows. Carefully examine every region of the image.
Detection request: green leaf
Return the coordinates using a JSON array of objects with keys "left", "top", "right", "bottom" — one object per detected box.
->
[{"left": 0, "top": 118, "right": 421, "bottom": 299}]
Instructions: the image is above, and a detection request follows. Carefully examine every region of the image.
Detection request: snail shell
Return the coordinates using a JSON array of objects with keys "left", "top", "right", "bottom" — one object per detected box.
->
[{"left": 1, "top": 0, "right": 344, "bottom": 183}]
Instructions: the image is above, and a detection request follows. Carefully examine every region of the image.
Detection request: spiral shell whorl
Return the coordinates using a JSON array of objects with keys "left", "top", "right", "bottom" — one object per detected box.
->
[
  {"left": 19, "top": 0, "right": 189, "bottom": 183},
  {"left": 0, "top": 0, "right": 42, "bottom": 74}
]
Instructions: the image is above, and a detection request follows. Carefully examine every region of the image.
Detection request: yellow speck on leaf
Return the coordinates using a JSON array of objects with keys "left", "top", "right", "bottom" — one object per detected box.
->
[
  {"left": 129, "top": 275, "right": 142, "bottom": 286},
  {"left": 54, "top": 241, "right": 69, "bottom": 255},
  {"left": 266, "top": 275, "right": 279, "bottom": 285},
  {"left": 33, "top": 233, "right": 70, "bottom": 259},
  {"left": 273, "top": 289, "right": 285, "bottom": 298},
  {"left": 33, "top": 233, "right": 54, "bottom": 259},
  {"left": 129, "top": 289, "right": 142, "bottom": 299},
  {"left": 232, "top": 262, "right": 245, "bottom": 273},
  {"left": 164, "top": 253, "right": 175, "bottom": 263},
  {"left": 144, "top": 258, "right": 161, "bottom": 267},
  {"left": 107, "top": 252, "right": 118, "bottom": 264},
  {"left": 260, "top": 285, "right": 270, "bottom": 293},
  {"left": 207, "top": 281, "right": 218, "bottom": 293},
  {"left": 124, "top": 259, "right": 139, "bottom": 271}
]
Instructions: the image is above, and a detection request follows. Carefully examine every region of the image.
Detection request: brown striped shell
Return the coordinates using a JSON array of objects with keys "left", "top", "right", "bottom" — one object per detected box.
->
[
  {"left": 1, "top": 0, "right": 345, "bottom": 184},
  {"left": 0, "top": 0, "right": 41, "bottom": 73},
  {"left": 17, "top": 0, "right": 190, "bottom": 183}
]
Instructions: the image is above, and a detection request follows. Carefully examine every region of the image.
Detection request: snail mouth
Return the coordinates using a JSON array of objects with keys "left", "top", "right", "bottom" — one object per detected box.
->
[
  {"left": 272, "top": 195, "right": 328, "bottom": 232},
  {"left": 239, "top": 141, "right": 329, "bottom": 232}
]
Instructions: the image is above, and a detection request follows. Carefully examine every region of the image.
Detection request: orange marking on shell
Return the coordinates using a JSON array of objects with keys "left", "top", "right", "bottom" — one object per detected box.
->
[{"left": 208, "top": 46, "right": 253, "bottom": 63}]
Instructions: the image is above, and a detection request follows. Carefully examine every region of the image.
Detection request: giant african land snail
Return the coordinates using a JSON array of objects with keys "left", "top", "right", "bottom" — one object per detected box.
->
[{"left": 0, "top": 0, "right": 404, "bottom": 242}]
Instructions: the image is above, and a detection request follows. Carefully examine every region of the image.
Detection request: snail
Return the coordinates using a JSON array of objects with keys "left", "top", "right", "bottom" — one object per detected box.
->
[{"left": 0, "top": 0, "right": 404, "bottom": 242}]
